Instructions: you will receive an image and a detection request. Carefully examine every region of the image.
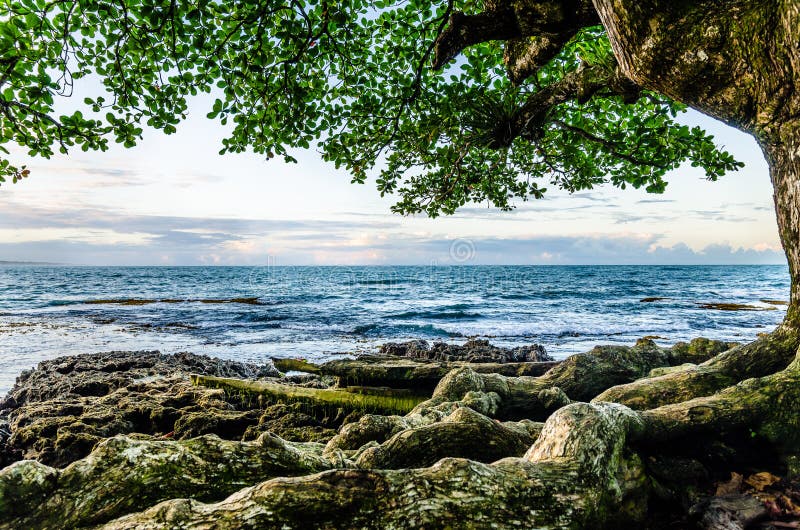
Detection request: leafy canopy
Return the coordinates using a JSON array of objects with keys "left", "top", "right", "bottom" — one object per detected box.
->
[{"left": 0, "top": 0, "right": 743, "bottom": 215}]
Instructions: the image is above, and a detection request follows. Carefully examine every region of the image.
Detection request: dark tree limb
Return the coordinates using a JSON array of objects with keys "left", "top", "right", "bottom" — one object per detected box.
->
[
  {"left": 503, "top": 33, "right": 575, "bottom": 84},
  {"left": 432, "top": 0, "right": 598, "bottom": 72},
  {"left": 432, "top": 10, "right": 523, "bottom": 69},
  {"left": 487, "top": 62, "right": 640, "bottom": 148}
]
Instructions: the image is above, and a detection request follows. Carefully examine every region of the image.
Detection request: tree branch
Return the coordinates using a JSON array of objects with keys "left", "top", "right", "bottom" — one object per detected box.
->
[
  {"left": 432, "top": 0, "right": 598, "bottom": 71},
  {"left": 551, "top": 119, "right": 669, "bottom": 169},
  {"left": 486, "top": 63, "right": 640, "bottom": 148}
]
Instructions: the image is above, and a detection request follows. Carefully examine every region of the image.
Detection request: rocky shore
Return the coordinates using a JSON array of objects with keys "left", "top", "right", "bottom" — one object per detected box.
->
[
  {"left": 0, "top": 340, "right": 552, "bottom": 471},
  {"left": 1, "top": 338, "right": 796, "bottom": 529}
]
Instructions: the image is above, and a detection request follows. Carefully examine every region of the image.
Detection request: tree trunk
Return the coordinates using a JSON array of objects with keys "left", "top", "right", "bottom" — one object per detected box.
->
[
  {"left": 764, "top": 133, "right": 800, "bottom": 323},
  {"left": 594, "top": 0, "right": 800, "bottom": 327}
]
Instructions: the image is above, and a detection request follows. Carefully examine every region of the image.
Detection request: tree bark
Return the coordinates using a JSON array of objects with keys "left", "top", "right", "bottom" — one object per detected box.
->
[
  {"left": 97, "top": 403, "right": 651, "bottom": 530},
  {"left": 593, "top": 0, "right": 800, "bottom": 325},
  {"left": 764, "top": 133, "right": 800, "bottom": 320},
  {"left": 0, "top": 433, "right": 346, "bottom": 530}
]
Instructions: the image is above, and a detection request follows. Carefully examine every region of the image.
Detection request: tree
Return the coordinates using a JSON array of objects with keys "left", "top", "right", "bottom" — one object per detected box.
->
[{"left": 1, "top": 0, "right": 799, "bottom": 527}]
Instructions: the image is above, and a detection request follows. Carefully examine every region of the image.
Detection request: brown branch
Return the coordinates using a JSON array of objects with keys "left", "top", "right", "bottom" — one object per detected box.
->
[
  {"left": 487, "top": 63, "right": 640, "bottom": 148},
  {"left": 432, "top": 0, "right": 598, "bottom": 71},
  {"left": 432, "top": 10, "right": 521, "bottom": 69},
  {"left": 503, "top": 32, "right": 575, "bottom": 85}
]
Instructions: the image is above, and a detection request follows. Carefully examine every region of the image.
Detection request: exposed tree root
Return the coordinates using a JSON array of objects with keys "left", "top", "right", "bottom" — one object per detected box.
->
[
  {"left": 98, "top": 338, "right": 800, "bottom": 529},
  {"left": 354, "top": 406, "right": 542, "bottom": 469},
  {"left": 99, "top": 402, "right": 648, "bottom": 530},
  {"left": 641, "top": 352, "right": 800, "bottom": 455},
  {"left": 598, "top": 325, "right": 800, "bottom": 409},
  {"left": 0, "top": 433, "right": 347, "bottom": 530}
]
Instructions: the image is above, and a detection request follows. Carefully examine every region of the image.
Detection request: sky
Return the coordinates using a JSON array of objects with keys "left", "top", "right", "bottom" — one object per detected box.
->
[{"left": 0, "top": 92, "right": 787, "bottom": 266}]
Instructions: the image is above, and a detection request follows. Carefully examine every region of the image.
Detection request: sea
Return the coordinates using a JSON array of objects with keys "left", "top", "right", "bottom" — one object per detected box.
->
[{"left": 0, "top": 265, "right": 790, "bottom": 395}]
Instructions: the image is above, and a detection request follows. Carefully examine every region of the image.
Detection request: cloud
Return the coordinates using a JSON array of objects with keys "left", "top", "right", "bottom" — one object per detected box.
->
[
  {"left": 291, "top": 234, "right": 786, "bottom": 266},
  {"left": 2, "top": 230, "right": 784, "bottom": 266},
  {"left": 569, "top": 192, "right": 612, "bottom": 202},
  {"left": 0, "top": 200, "right": 786, "bottom": 265}
]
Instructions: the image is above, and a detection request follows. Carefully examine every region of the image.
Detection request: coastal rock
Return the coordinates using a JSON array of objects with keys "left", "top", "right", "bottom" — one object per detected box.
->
[
  {"left": 242, "top": 403, "right": 339, "bottom": 443},
  {"left": 0, "top": 350, "right": 279, "bottom": 410},
  {"left": 0, "top": 351, "right": 280, "bottom": 467},
  {"left": 689, "top": 494, "right": 767, "bottom": 529},
  {"left": 379, "top": 338, "right": 553, "bottom": 363},
  {"left": 316, "top": 355, "right": 560, "bottom": 389}
]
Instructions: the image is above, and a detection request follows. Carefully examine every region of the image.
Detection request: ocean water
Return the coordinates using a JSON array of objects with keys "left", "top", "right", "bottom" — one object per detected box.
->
[{"left": 0, "top": 265, "right": 790, "bottom": 395}]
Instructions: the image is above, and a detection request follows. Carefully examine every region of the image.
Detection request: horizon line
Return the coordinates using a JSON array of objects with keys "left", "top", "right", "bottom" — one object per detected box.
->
[{"left": 0, "top": 262, "right": 788, "bottom": 267}]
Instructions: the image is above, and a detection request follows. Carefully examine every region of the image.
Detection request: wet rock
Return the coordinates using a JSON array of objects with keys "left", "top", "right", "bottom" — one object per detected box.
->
[
  {"left": 379, "top": 338, "right": 552, "bottom": 363},
  {"left": 690, "top": 494, "right": 767, "bottom": 529},
  {"left": 85, "top": 297, "right": 265, "bottom": 305},
  {"left": 243, "top": 403, "right": 339, "bottom": 443},
  {"left": 1, "top": 350, "right": 279, "bottom": 410},
  {"left": 760, "top": 299, "right": 789, "bottom": 306},
  {"left": 0, "top": 420, "right": 14, "bottom": 468},
  {"left": 0, "top": 351, "right": 279, "bottom": 468},
  {"left": 173, "top": 409, "right": 263, "bottom": 439},
  {"left": 667, "top": 337, "right": 737, "bottom": 362},
  {"left": 317, "top": 355, "right": 560, "bottom": 390},
  {"left": 698, "top": 303, "right": 777, "bottom": 311}
]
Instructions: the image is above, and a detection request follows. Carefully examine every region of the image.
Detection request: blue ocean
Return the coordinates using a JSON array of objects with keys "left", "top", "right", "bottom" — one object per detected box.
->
[{"left": 0, "top": 265, "right": 790, "bottom": 394}]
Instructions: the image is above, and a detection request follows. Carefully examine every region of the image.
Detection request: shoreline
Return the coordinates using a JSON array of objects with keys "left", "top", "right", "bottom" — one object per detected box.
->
[{"left": 0, "top": 336, "right": 771, "bottom": 529}]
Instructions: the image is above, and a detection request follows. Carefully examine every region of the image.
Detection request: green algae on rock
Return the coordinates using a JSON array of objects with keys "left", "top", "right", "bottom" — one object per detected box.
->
[
  {"left": 272, "top": 358, "right": 323, "bottom": 375},
  {"left": 84, "top": 297, "right": 264, "bottom": 305},
  {"left": 697, "top": 302, "right": 778, "bottom": 311},
  {"left": 0, "top": 351, "right": 280, "bottom": 467},
  {"left": 761, "top": 299, "right": 790, "bottom": 306},
  {"left": 192, "top": 374, "right": 429, "bottom": 416}
]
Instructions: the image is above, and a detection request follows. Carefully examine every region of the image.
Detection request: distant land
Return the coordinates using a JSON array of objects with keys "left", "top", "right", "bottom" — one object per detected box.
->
[{"left": 0, "top": 260, "right": 63, "bottom": 266}]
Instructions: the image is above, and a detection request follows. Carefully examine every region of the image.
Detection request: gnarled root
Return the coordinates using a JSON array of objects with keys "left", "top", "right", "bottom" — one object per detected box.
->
[
  {"left": 0, "top": 433, "right": 347, "bottom": 530},
  {"left": 641, "top": 350, "right": 800, "bottom": 454},
  {"left": 324, "top": 338, "right": 735, "bottom": 464},
  {"left": 598, "top": 326, "right": 800, "bottom": 409},
  {"left": 99, "top": 403, "right": 648, "bottom": 530},
  {"left": 101, "top": 342, "right": 800, "bottom": 529},
  {"left": 355, "top": 406, "right": 542, "bottom": 469},
  {"left": 428, "top": 337, "right": 735, "bottom": 420},
  {"left": 3, "top": 334, "right": 796, "bottom": 529},
  {"left": 329, "top": 337, "right": 733, "bottom": 453}
]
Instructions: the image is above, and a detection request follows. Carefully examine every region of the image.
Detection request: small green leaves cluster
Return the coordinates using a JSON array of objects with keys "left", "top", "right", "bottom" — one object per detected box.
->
[{"left": 0, "top": 0, "right": 743, "bottom": 213}]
